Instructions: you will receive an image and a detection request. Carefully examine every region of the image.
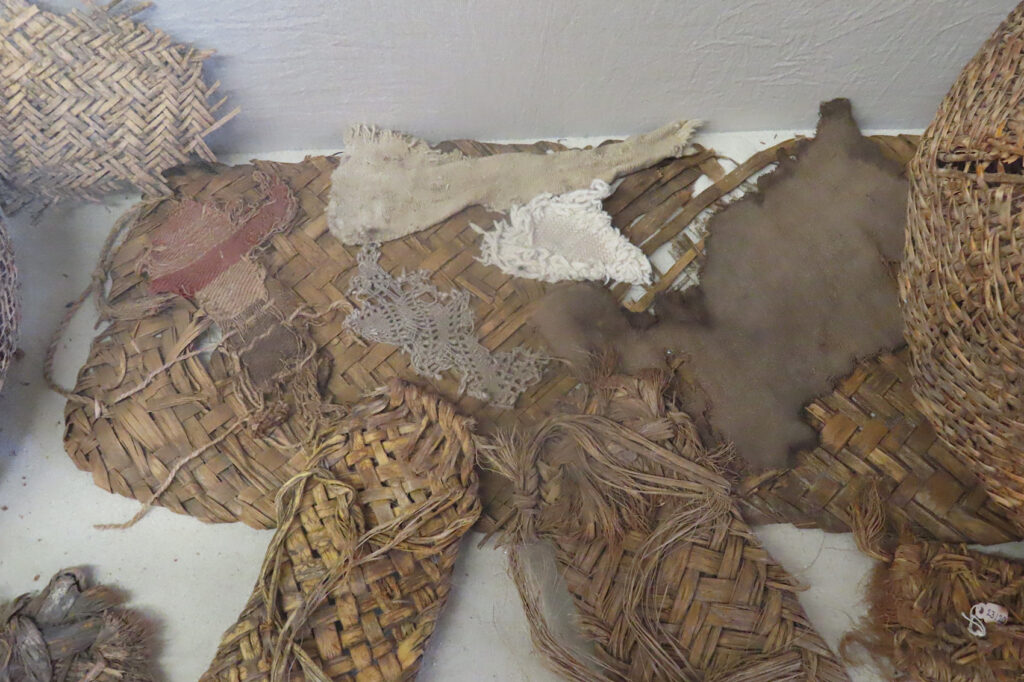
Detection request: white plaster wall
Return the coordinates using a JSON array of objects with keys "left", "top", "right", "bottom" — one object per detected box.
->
[{"left": 38, "top": 0, "right": 1023, "bottom": 152}]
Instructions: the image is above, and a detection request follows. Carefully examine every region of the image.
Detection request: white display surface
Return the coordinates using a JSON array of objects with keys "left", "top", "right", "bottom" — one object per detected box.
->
[{"left": 2, "top": 132, "right": 1019, "bottom": 681}]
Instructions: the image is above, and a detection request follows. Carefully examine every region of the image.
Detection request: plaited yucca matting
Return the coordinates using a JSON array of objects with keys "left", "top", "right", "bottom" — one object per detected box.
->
[
  {"left": 0, "top": 0, "right": 236, "bottom": 213},
  {"left": 201, "top": 380, "right": 479, "bottom": 682},
  {"left": 60, "top": 133, "right": 921, "bottom": 532},
  {"left": 739, "top": 349, "right": 1020, "bottom": 545},
  {"left": 486, "top": 372, "right": 850, "bottom": 682},
  {"left": 902, "top": 1, "right": 1024, "bottom": 533}
]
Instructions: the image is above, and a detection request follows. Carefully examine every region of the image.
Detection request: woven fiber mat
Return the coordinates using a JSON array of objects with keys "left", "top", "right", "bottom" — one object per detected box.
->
[
  {"left": 201, "top": 380, "right": 479, "bottom": 681},
  {"left": 739, "top": 349, "right": 1020, "bottom": 545},
  {"left": 0, "top": 0, "right": 236, "bottom": 213},
  {"left": 61, "top": 133, "right": 919, "bottom": 531}
]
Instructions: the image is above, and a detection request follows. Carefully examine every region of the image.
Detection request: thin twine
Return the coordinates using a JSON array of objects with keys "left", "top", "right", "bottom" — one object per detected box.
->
[
  {"left": 44, "top": 200, "right": 161, "bottom": 402},
  {"left": 95, "top": 421, "right": 243, "bottom": 530}
]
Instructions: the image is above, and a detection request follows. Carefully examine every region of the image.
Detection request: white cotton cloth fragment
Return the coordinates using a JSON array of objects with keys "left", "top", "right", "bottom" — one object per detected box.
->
[{"left": 475, "top": 180, "right": 653, "bottom": 285}]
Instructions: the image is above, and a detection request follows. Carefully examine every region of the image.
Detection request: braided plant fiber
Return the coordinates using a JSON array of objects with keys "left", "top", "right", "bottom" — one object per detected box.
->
[
  {"left": 201, "top": 379, "right": 480, "bottom": 682},
  {"left": 902, "top": 1, "right": 1024, "bottom": 532},
  {"left": 484, "top": 367, "right": 849, "bottom": 681},
  {"left": 843, "top": 483, "right": 1024, "bottom": 680},
  {"left": 0, "top": 568, "right": 155, "bottom": 682},
  {"left": 0, "top": 0, "right": 236, "bottom": 213}
]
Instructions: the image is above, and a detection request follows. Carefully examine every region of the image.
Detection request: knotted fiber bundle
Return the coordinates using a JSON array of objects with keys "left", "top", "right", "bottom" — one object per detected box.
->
[
  {"left": 0, "top": 0, "right": 236, "bottom": 213},
  {"left": 901, "top": 1, "right": 1024, "bottom": 531},
  {"left": 0, "top": 568, "right": 155, "bottom": 682},
  {"left": 485, "top": 369, "right": 849, "bottom": 681},
  {"left": 201, "top": 379, "right": 480, "bottom": 682},
  {"left": 843, "top": 484, "right": 1024, "bottom": 680}
]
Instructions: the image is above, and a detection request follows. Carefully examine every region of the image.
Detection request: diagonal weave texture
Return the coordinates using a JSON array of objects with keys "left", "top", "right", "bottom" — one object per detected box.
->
[
  {"left": 60, "top": 133, "right": 921, "bottom": 533},
  {"left": 0, "top": 210, "right": 17, "bottom": 390},
  {"left": 201, "top": 380, "right": 479, "bottom": 682},
  {"left": 901, "top": 1, "right": 1024, "bottom": 533},
  {"left": 486, "top": 372, "right": 850, "bottom": 682},
  {"left": 738, "top": 349, "right": 1020, "bottom": 545},
  {"left": 0, "top": 0, "right": 235, "bottom": 213}
]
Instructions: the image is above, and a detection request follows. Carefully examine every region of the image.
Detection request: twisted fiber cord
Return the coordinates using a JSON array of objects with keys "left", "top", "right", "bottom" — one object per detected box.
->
[{"left": 44, "top": 199, "right": 170, "bottom": 402}]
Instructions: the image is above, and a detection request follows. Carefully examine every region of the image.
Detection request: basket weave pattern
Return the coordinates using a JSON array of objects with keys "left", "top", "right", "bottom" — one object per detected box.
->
[
  {"left": 0, "top": 0, "right": 232, "bottom": 212},
  {"left": 0, "top": 212, "right": 17, "bottom": 390},
  {"left": 901, "top": 1, "right": 1024, "bottom": 530},
  {"left": 739, "top": 350, "right": 1019, "bottom": 545},
  {"left": 201, "top": 380, "right": 479, "bottom": 681}
]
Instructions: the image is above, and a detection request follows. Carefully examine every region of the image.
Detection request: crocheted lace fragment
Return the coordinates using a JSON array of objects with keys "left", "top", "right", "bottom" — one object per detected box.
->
[
  {"left": 345, "top": 244, "right": 547, "bottom": 407},
  {"left": 476, "top": 180, "right": 652, "bottom": 285}
]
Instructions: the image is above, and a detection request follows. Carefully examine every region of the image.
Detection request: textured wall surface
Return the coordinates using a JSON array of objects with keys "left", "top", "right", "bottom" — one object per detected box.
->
[{"left": 40, "top": 0, "right": 1019, "bottom": 153}]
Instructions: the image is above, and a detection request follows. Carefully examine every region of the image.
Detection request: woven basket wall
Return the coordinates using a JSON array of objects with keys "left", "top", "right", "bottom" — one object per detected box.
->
[
  {"left": 0, "top": 211, "right": 17, "bottom": 390},
  {"left": 739, "top": 349, "right": 1020, "bottom": 546},
  {"left": 488, "top": 373, "right": 850, "bottom": 682},
  {"left": 0, "top": 0, "right": 235, "bottom": 213},
  {"left": 202, "top": 380, "right": 479, "bottom": 682},
  {"left": 61, "top": 132, "right": 919, "bottom": 532},
  {"left": 901, "top": 1, "right": 1024, "bottom": 533}
]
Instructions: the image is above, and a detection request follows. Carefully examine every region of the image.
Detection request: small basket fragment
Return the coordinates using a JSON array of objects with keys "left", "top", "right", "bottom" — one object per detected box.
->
[
  {"left": 842, "top": 483, "right": 1024, "bottom": 680},
  {"left": 0, "top": 0, "right": 236, "bottom": 212},
  {"left": 0, "top": 568, "right": 155, "bottom": 682}
]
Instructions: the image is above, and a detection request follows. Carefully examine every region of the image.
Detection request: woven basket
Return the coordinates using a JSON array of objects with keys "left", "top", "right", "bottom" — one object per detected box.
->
[
  {"left": 0, "top": 210, "right": 17, "bottom": 390},
  {"left": 0, "top": 0, "right": 236, "bottom": 213},
  {"left": 486, "top": 372, "right": 850, "bottom": 682},
  {"left": 739, "top": 349, "right": 1020, "bottom": 545},
  {"left": 201, "top": 379, "right": 479, "bottom": 682},
  {"left": 59, "top": 131, "right": 919, "bottom": 532},
  {"left": 901, "top": 1, "right": 1024, "bottom": 532},
  {"left": 0, "top": 568, "right": 155, "bottom": 682}
]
